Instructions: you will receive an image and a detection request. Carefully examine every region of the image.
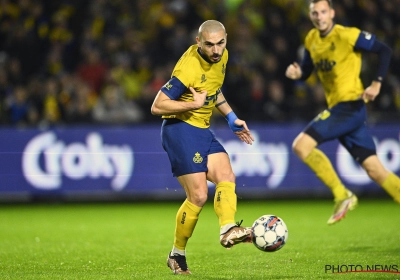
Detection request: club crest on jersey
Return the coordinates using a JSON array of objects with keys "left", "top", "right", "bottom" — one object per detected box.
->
[
  {"left": 193, "top": 152, "right": 203, "bottom": 163},
  {"left": 330, "top": 42, "right": 335, "bottom": 51},
  {"left": 201, "top": 74, "right": 207, "bottom": 83},
  {"left": 222, "top": 63, "right": 226, "bottom": 74},
  {"left": 164, "top": 82, "right": 173, "bottom": 90}
]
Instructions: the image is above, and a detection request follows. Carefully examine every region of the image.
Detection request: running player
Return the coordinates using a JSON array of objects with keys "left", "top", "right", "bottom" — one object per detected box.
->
[
  {"left": 151, "top": 20, "right": 254, "bottom": 275},
  {"left": 285, "top": 0, "right": 400, "bottom": 225}
]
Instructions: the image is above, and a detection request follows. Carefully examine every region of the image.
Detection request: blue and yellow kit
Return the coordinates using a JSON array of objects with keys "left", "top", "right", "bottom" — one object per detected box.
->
[
  {"left": 160, "top": 44, "right": 228, "bottom": 128},
  {"left": 304, "top": 24, "right": 375, "bottom": 108}
]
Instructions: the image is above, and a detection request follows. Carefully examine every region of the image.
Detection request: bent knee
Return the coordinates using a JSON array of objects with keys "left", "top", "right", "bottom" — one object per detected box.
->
[
  {"left": 292, "top": 141, "right": 303, "bottom": 158},
  {"left": 221, "top": 171, "right": 236, "bottom": 184},
  {"left": 210, "top": 170, "right": 236, "bottom": 185},
  {"left": 365, "top": 167, "right": 389, "bottom": 184},
  {"left": 292, "top": 133, "right": 317, "bottom": 160},
  {"left": 226, "top": 171, "right": 236, "bottom": 183},
  {"left": 292, "top": 140, "right": 310, "bottom": 160},
  {"left": 366, "top": 169, "right": 388, "bottom": 184},
  {"left": 190, "top": 192, "right": 208, "bottom": 206},
  {"left": 362, "top": 156, "right": 389, "bottom": 184}
]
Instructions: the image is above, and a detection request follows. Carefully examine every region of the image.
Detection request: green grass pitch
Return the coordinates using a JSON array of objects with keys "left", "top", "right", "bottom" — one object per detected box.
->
[{"left": 0, "top": 199, "right": 399, "bottom": 279}]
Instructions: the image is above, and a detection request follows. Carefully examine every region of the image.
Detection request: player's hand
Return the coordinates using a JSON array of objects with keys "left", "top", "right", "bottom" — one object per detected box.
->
[
  {"left": 285, "top": 62, "right": 302, "bottom": 80},
  {"left": 189, "top": 87, "right": 207, "bottom": 109},
  {"left": 233, "top": 119, "right": 254, "bottom": 145},
  {"left": 360, "top": 81, "right": 381, "bottom": 101}
]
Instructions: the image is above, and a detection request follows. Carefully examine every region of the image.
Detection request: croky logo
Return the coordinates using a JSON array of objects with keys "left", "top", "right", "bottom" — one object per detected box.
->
[
  {"left": 200, "top": 74, "right": 207, "bottom": 83},
  {"left": 315, "top": 59, "right": 336, "bottom": 72},
  {"left": 181, "top": 212, "right": 186, "bottom": 224},
  {"left": 216, "top": 191, "right": 221, "bottom": 202},
  {"left": 22, "top": 132, "right": 133, "bottom": 191},
  {"left": 193, "top": 152, "right": 203, "bottom": 163}
]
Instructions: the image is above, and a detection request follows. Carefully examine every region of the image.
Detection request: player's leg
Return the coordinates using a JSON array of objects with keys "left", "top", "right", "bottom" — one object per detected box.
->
[
  {"left": 293, "top": 132, "right": 356, "bottom": 225},
  {"left": 207, "top": 152, "right": 236, "bottom": 227},
  {"left": 339, "top": 101, "right": 400, "bottom": 205},
  {"left": 167, "top": 172, "right": 207, "bottom": 274},
  {"left": 361, "top": 155, "right": 400, "bottom": 203},
  {"left": 174, "top": 172, "right": 208, "bottom": 253},
  {"left": 293, "top": 132, "right": 350, "bottom": 201},
  {"left": 207, "top": 152, "right": 251, "bottom": 249},
  {"left": 167, "top": 174, "right": 206, "bottom": 275},
  {"left": 294, "top": 103, "right": 370, "bottom": 224},
  {"left": 161, "top": 119, "right": 210, "bottom": 274}
]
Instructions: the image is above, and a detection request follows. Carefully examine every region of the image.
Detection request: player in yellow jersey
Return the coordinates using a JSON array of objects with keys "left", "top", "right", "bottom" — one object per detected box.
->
[
  {"left": 286, "top": 0, "right": 400, "bottom": 225},
  {"left": 151, "top": 20, "right": 254, "bottom": 275}
]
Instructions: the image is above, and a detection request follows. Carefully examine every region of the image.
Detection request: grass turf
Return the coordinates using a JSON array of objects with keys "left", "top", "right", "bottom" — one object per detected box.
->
[{"left": 0, "top": 199, "right": 399, "bottom": 279}]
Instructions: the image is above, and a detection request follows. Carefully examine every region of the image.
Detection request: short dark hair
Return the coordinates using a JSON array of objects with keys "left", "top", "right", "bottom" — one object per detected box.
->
[{"left": 310, "top": 0, "right": 333, "bottom": 7}]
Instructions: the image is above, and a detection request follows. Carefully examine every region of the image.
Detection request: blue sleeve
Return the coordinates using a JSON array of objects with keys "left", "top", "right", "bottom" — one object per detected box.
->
[
  {"left": 355, "top": 32, "right": 392, "bottom": 82},
  {"left": 300, "top": 48, "right": 314, "bottom": 81},
  {"left": 354, "top": 31, "right": 376, "bottom": 51},
  {"left": 160, "top": 76, "right": 187, "bottom": 100}
]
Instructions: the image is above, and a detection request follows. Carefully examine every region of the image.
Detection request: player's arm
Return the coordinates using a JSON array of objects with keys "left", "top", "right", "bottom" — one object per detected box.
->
[
  {"left": 215, "top": 91, "right": 254, "bottom": 145},
  {"left": 355, "top": 33, "right": 392, "bottom": 101},
  {"left": 285, "top": 49, "right": 314, "bottom": 81},
  {"left": 151, "top": 77, "right": 206, "bottom": 115}
]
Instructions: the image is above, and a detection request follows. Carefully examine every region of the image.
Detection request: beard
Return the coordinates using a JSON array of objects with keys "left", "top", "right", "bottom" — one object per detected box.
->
[{"left": 199, "top": 47, "right": 224, "bottom": 64}]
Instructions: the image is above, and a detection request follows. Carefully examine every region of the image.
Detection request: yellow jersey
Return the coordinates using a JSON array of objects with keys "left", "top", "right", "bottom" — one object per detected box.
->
[
  {"left": 305, "top": 24, "right": 364, "bottom": 108},
  {"left": 161, "top": 44, "right": 228, "bottom": 128}
]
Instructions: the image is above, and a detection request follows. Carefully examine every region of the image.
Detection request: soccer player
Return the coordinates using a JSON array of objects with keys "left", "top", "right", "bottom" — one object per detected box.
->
[
  {"left": 285, "top": 0, "right": 400, "bottom": 225},
  {"left": 151, "top": 20, "right": 254, "bottom": 275}
]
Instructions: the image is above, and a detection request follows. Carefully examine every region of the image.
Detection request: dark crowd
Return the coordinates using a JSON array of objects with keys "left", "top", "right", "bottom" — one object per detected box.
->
[{"left": 0, "top": 0, "right": 399, "bottom": 128}]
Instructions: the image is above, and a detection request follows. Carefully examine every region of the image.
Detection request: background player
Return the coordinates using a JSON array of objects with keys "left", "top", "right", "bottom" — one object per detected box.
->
[
  {"left": 285, "top": 0, "right": 400, "bottom": 225},
  {"left": 151, "top": 20, "right": 254, "bottom": 275}
]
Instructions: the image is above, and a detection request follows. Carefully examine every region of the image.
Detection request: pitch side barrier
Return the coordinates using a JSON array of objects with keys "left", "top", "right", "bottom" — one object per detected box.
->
[{"left": 0, "top": 124, "right": 399, "bottom": 202}]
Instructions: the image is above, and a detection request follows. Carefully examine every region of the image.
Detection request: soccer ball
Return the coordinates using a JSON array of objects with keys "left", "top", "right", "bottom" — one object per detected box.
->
[{"left": 251, "top": 214, "right": 288, "bottom": 252}]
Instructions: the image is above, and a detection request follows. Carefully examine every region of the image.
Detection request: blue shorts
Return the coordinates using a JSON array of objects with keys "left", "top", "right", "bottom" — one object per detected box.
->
[
  {"left": 304, "top": 100, "right": 376, "bottom": 163},
  {"left": 161, "top": 119, "right": 226, "bottom": 177}
]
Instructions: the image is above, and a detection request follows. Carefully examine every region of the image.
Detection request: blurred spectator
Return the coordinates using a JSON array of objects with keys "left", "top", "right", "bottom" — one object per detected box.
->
[
  {"left": 77, "top": 46, "right": 108, "bottom": 94},
  {"left": 139, "top": 64, "right": 171, "bottom": 122},
  {"left": 42, "top": 77, "right": 66, "bottom": 126},
  {"left": 109, "top": 53, "right": 144, "bottom": 100},
  {"left": 0, "top": 67, "right": 12, "bottom": 123},
  {"left": 92, "top": 83, "right": 143, "bottom": 124},
  {"left": 26, "top": 76, "right": 44, "bottom": 125},
  {"left": 65, "top": 78, "right": 96, "bottom": 124},
  {"left": 4, "top": 85, "right": 29, "bottom": 125},
  {"left": 7, "top": 57, "right": 24, "bottom": 85},
  {"left": 263, "top": 79, "right": 291, "bottom": 122},
  {"left": 0, "top": 0, "right": 398, "bottom": 126}
]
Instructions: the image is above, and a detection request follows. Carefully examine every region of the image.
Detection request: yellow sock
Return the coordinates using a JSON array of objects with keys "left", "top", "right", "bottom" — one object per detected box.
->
[
  {"left": 174, "top": 199, "right": 202, "bottom": 250},
  {"left": 214, "top": 181, "right": 237, "bottom": 227},
  {"left": 381, "top": 173, "right": 400, "bottom": 203},
  {"left": 304, "top": 148, "right": 348, "bottom": 200}
]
